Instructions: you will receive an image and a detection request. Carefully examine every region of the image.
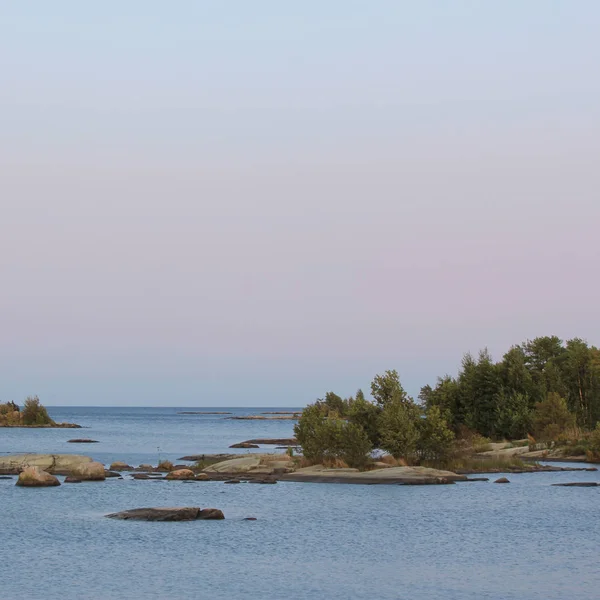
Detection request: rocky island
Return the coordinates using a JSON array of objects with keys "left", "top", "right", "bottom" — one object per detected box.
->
[{"left": 0, "top": 398, "right": 80, "bottom": 428}]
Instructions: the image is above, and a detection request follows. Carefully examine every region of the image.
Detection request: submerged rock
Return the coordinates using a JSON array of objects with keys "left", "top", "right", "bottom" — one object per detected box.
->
[
  {"left": 67, "top": 439, "right": 99, "bottom": 443},
  {"left": 106, "top": 507, "right": 224, "bottom": 521},
  {"left": 16, "top": 466, "right": 60, "bottom": 487},
  {"left": 551, "top": 482, "right": 600, "bottom": 487}
]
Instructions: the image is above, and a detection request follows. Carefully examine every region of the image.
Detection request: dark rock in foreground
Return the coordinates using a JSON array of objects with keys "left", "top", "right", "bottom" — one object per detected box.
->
[
  {"left": 551, "top": 482, "right": 600, "bottom": 487},
  {"left": 67, "top": 439, "right": 99, "bottom": 443},
  {"left": 106, "top": 507, "right": 224, "bottom": 521}
]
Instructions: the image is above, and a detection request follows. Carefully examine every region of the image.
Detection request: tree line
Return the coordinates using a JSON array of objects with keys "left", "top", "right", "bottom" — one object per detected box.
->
[{"left": 294, "top": 336, "right": 600, "bottom": 468}]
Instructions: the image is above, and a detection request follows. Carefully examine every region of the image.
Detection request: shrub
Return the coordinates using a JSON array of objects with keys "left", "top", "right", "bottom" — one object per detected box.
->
[
  {"left": 21, "top": 396, "right": 53, "bottom": 426},
  {"left": 533, "top": 393, "right": 575, "bottom": 442},
  {"left": 157, "top": 460, "right": 174, "bottom": 471},
  {"left": 586, "top": 423, "right": 600, "bottom": 462},
  {"left": 294, "top": 403, "right": 372, "bottom": 469}
]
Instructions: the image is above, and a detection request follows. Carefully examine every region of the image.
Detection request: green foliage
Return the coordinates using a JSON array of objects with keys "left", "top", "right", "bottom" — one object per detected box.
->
[
  {"left": 294, "top": 404, "right": 372, "bottom": 468},
  {"left": 21, "top": 396, "right": 53, "bottom": 426},
  {"left": 417, "top": 406, "right": 455, "bottom": 461},
  {"left": 533, "top": 392, "right": 575, "bottom": 442},
  {"left": 378, "top": 398, "right": 420, "bottom": 460},
  {"left": 586, "top": 422, "right": 600, "bottom": 462},
  {"left": 337, "top": 422, "right": 373, "bottom": 469},
  {"left": 494, "top": 391, "right": 532, "bottom": 439},
  {"left": 347, "top": 393, "right": 381, "bottom": 447},
  {"left": 371, "top": 370, "right": 409, "bottom": 408}
]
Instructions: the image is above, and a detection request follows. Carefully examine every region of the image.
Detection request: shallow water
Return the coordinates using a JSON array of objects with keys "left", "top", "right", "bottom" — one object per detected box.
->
[{"left": 2, "top": 408, "right": 599, "bottom": 600}]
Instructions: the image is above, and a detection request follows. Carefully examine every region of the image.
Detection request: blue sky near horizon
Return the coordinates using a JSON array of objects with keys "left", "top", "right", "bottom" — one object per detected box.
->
[{"left": 1, "top": 2, "right": 599, "bottom": 406}]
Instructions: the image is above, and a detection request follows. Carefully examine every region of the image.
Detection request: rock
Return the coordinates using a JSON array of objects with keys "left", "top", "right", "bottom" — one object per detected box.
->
[
  {"left": 464, "top": 477, "right": 490, "bottom": 482},
  {"left": 233, "top": 438, "right": 297, "bottom": 446},
  {"left": 224, "top": 480, "right": 240, "bottom": 484},
  {"left": 67, "top": 439, "right": 99, "bottom": 443},
  {"left": 0, "top": 476, "right": 13, "bottom": 479},
  {"left": 165, "top": 469, "right": 196, "bottom": 480},
  {"left": 137, "top": 464, "right": 155, "bottom": 471},
  {"left": 104, "top": 471, "right": 123, "bottom": 478},
  {"left": 70, "top": 461, "right": 106, "bottom": 481},
  {"left": 177, "top": 411, "right": 232, "bottom": 415},
  {"left": 197, "top": 508, "right": 225, "bottom": 520},
  {"left": 229, "top": 443, "right": 260, "bottom": 449},
  {"left": 110, "top": 461, "right": 134, "bottom": 471},
  {"left": 494, "top": 477, "right": 510, "bottom": 484},
  {"left": 0, "top": 453, "right": 93, "bottom": 475},
  {"left": 64, "top": 476, "right": 82, "bottom": 483},
  {"left": 551, "top": 482, "right": 600, "bottom": 487},
  {"left": 177, "top": 453, "right": 237, "bottom": 463},
  {"left": 195, "top": 473, "right": 209, "bottom": 481},
  {"left": 106, "top": 507, "right": 205, "bottom": 521},
  {"left": 248, "top": 479, "right": 277, "bottom": 484},
  {"left": 244, "top": 517, "right": 257, "bottom": 521},
  {"left": 16, "top": 466, "right": 60, "bottom": 487},
  {"left": 281, "top": 465, "right": 467, "bottom": 485}
]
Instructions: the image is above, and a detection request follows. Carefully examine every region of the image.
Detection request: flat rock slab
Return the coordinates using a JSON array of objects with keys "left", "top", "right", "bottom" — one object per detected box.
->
[
  {"left": 237, "top": 438, "right": 297, "bottom": 445},
  {"left": 281, "top": 466, "right": 467, "bottom": 485},
  {"left": 177, "top": 453, "right": 237, "bottom": 462},
  {"left": 0, "top": 454, "right": 93, "bottom": 475},
  {"left": 106, "top": 507, "right": 224, "bottom": 521},
  {"left": 67, "top": 439, "right": 99, "bottom": 443},
  {"left": 551, "top": 482, "right": 600, "bottom": 487},
  {"left": 177, "top": 412, "right": 232, "bottom": 415}
]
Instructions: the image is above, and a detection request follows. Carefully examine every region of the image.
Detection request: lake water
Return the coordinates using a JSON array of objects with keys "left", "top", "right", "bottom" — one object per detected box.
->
[{"left": 2, "top": 407, "right": 599, "bottom": 600}]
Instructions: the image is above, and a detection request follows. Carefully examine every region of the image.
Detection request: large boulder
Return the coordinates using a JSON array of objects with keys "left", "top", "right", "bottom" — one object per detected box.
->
[
  {"left": 106, "top": 507, "right": 223, "bottom": 521},
  {"left": 70, "top": 461, "right": 106, "bottom": 481},
  {"left": 16, "top": 466, "right": 60, "bottom": 487},
  {"left": 0, "top": 454, "right": 93, "bottom": 475},
  {"left": 165, "top": 469, "right": 196, "bottom": 480}
]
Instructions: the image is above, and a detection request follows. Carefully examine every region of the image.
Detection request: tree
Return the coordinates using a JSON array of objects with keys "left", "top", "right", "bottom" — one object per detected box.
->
[
  {"left": 532, "top": 392, "right": 575, "bottom": 442},
  {"left": 347, "top": 394, "right": 381, "bottom": 447},
  {"left": 338, "top": 422, "right": 372, "bottom": 469},
  {"left": 371, "top": 370, "right": 409, "bottom": 408},
  {"left": 378, "top": 399, "right": 420, "bottom": 460},
  {"left": 294, "top": 404, "right": 334, "bottom": 463},
  {"left": 417, "top": 405, "right": 455, "bottom": 462},
  {"left": 494, "top": 390, "right": 532, "bottom": 439},
  {"left": 21, "top": 396, "right": 53, "bottom": 426}
]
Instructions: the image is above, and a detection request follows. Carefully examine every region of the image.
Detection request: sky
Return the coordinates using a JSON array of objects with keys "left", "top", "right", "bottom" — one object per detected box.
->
[{"left": 1, "top": 2, "right": 599, "bottom": 406}]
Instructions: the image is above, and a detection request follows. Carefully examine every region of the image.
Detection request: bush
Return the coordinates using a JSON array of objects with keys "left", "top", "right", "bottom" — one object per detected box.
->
[
  {"left": 294, "top": 404, "right": 372, "bottom": 469},
  {"left": 586, "top": 423, "right": 600, "bottom": 462},
  {"left": 533, "top": 393, "right": 575, "bottom": 442},
  {"left": 21, "top": 396, "right": 53, "bottom": 426}
]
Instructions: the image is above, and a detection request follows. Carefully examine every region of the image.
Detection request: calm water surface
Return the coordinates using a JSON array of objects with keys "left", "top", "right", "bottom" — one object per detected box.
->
[{"left": 1, "top": 407, "right": 599, "bottom": 600}]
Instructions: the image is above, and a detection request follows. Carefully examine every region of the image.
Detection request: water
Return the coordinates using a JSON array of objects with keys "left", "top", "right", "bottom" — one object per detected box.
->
[{"left": 2, "top": 407, "right": 600, "bottom": 600}]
